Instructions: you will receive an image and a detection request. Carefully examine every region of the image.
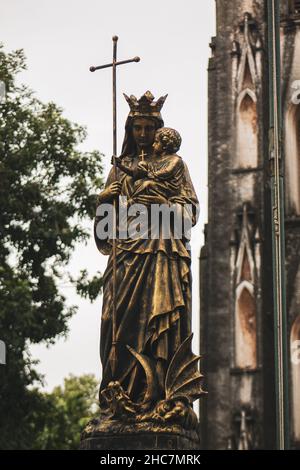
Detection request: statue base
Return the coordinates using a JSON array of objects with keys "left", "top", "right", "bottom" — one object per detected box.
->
[
  {"left": 80, "top": 335, "right": 206, "bottom": 451},
  {"left": 80, "top": 416, "right": 200, "bottom": 451}
]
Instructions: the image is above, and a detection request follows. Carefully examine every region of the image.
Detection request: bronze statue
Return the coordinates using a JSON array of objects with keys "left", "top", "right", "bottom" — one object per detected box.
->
[
  {"left": 91, "top": 91, "right": 205, "bottom": 435},
  {"left": 81, "top": 38, "right": 205, "bottom": 449}
]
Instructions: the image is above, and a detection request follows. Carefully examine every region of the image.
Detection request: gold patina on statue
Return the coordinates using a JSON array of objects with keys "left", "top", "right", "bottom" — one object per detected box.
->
[{"left": 82, "top": 44, "right": 205, "bottom": 449}]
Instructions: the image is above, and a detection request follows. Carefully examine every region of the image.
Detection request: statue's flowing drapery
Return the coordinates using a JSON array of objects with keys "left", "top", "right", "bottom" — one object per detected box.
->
[{"left": 95, "top": 154, "right": 199, "bottom": 405}]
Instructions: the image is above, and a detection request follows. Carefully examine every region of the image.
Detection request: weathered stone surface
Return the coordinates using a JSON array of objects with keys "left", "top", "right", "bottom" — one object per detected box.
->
[{"left": 200, "top": 0, "right": 300, "bottom": 450}]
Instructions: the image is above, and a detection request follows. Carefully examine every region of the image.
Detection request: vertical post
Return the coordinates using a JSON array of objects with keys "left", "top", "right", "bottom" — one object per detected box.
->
[
  {"left": 267, "top": 0, "right": 290, "bottom": 450},
  {"left": 113, "top": 36, "right": 118, "bottom": 160},
  {"left": 0, "top": 340, "right": 6, "bottom": 365},
  {"left": 111, "top": 35, "right": 118, "bottom": 377},
  {"left": 89, "top": 37, "right": 140, "bottom": 378}
]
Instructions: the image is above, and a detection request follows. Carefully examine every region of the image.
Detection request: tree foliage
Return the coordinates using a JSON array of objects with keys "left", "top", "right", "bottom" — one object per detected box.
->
[
  {"left": 32, "top": 374, "right": 99, "bottom": 450},
  {"left": 0, "top": 45, "right": 103, "bottom": 449}
]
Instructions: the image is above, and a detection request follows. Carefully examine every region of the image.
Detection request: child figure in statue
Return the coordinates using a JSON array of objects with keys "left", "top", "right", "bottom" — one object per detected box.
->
[{"left": 114, "top": 127, "right": 185, "bottom": 205}]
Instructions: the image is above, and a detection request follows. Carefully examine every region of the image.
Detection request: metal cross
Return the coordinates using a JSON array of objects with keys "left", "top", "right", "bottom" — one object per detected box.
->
[{"left": 90, "top": 36, "right": 140, "bottom": 377}]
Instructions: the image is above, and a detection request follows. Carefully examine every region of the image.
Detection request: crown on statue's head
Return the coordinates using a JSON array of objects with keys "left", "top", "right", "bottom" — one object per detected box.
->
[{"left": 123, "top": 90, "right": 168, "bottom": 119}]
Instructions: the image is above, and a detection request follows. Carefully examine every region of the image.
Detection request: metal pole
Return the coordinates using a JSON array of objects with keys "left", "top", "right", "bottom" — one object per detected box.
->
[
  {"left": 89, "top": 37, "right": 140, "bottom": 378},
  {"left": 267, "top": 0, "right": 290, "bottom": 450},
  {"left": 111, "top": 35, "right": 118, "bottom": 377}
]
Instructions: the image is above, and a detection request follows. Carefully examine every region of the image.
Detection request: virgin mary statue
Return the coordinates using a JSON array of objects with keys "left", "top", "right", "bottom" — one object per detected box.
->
[{"left": 94, "top": 91, "right": 201, "bottom": 414}]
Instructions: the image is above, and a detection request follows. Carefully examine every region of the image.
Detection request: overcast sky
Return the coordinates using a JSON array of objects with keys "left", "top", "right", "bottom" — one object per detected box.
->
[{"left": 1, "top": 0, "right": 216, "bottom": 391}]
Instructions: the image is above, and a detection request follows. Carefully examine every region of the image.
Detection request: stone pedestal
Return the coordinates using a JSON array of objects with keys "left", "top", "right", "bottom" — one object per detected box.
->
[{"left": 80, "top": 417, "right": 200, "bottom": 451}]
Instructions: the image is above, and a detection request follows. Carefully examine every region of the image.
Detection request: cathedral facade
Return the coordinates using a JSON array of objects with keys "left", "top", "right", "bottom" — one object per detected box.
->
[{"left": 200, "top": 0, "right": 300, "bottom": 450}]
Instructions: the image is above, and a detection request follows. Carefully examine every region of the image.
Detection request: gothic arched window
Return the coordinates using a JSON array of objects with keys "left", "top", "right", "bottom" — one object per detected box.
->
[
  {"left": 285, "top": 104, "right": 300, "bottom": 215},
  {"left": 237, "top": 90, "right": 258, "bottom": 168},
  {"left": 235, "top": 281, "right": 257, "bottom": 369},
  {"left": 291, "top": 315, "right": 300, "bottom": 443},
  {"left": 234, "top": 205, "right": 257, "bottom": 370}
]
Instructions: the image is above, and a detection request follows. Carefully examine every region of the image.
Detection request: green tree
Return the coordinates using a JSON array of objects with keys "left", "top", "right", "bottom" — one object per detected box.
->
[
  {"left": 32, "top": 374, "right": 99, "bottom": 450},
  {"left": 0, "top": 45, "right": 103, "bottom": 449}
]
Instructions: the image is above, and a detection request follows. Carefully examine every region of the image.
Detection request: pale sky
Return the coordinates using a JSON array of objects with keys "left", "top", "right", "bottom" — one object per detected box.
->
[{"left": 1, "top": 0, "right": 216, "bottom": 391}]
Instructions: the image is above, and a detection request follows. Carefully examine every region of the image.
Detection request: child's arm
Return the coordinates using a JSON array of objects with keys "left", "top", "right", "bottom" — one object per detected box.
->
[
  {"left": 133, "top": 164, "right": 148, "bottom": 180},
  {"left": 112, "top": 157, "right": 148, "bottom": 180},
  {"left": 113, "top": 156, "right": 135, "bottom": 177}
]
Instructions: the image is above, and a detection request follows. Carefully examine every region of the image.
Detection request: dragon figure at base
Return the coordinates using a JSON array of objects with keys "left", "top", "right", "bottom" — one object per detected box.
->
[{"left": 99, "top": 335, "right": 206, "bottom": 432}]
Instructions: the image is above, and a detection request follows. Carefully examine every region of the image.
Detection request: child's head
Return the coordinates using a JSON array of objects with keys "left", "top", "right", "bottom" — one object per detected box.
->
[{"left": 153, "top": 127, "right": 182, "bottom": 155}]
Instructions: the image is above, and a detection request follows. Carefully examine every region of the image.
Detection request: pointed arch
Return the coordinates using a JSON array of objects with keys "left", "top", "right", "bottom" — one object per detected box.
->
[
  {"left": 236, "top": 236, "right": 255, "bottom": 285},
  {"left": 291, "top": 315, "right": 300, "bottom": 442},
  {"left": 236, "top": 90, "right": 258, "bottom": 168},
  {"left": 235, "top": 281, "right": 257, "bottom": 369},
  {"left": 237, "top": 88, "right": 257, "bottom": 109},
  {"left": 285, "top": 104, "right": 300, "bottom": 215},
  {"left": 241, "top": 250, "right": 252, "bottom": 281},
  {"left": 242, "top": 60, "right": 254, "bottom": 89},
  {"left": 236, "top": 13, "right": 258, "bottom": 93}
]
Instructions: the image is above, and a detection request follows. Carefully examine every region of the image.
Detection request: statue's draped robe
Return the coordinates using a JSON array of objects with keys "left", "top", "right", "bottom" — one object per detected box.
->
[{"left": 94, "top": 154, "right": 199, "bottom": 405}]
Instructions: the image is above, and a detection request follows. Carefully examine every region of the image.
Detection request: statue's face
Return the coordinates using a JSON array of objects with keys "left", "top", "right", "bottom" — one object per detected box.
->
[{"left": 132, "top": 117, "right": 156, "bottom": 149}]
